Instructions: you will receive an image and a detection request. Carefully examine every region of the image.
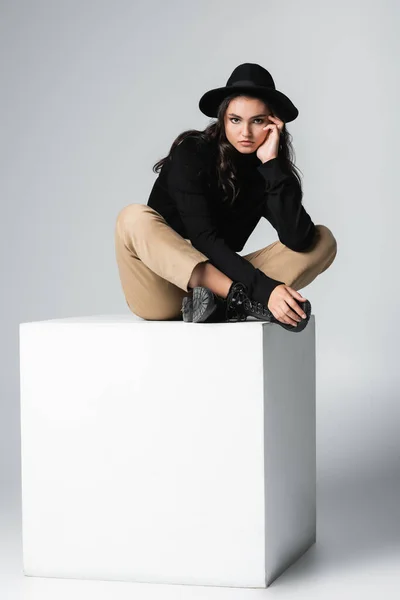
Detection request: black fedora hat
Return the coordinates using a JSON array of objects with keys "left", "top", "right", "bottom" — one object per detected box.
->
[{"left": 199, "top": 62, "right": 299, "bottom": 123}]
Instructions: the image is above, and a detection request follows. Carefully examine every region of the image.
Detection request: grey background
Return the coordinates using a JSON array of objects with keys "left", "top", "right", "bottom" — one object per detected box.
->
[{"left": 1, "top": 0, "right": 400, "bottom": 597}]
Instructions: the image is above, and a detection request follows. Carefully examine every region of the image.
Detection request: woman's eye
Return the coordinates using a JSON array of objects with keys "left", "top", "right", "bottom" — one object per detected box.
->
[{"left": 230, "top": 118, "right": 264, "bottom": 124}]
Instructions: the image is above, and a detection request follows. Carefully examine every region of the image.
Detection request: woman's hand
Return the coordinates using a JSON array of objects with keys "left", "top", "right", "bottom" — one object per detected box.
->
[
  {"left": 268, "top": 284, "right": 308, "bottom": 327},
  {"left": 256, "top": 114, "right": 285, "bottom": 163}
]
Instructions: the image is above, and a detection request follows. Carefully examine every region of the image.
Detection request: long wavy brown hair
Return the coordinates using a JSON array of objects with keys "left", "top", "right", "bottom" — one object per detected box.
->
[{"left": 152, "top": 92, "right": 303, "bottom": 207}]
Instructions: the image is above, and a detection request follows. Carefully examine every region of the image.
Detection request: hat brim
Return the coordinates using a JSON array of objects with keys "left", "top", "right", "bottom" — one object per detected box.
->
[{"left": 198, "top": 85, "right": 298, "bottom": 123}]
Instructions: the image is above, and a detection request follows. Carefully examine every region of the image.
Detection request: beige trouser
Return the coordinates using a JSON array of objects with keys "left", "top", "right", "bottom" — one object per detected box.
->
[{"left": 114, "top": 203, "right": 337, "bottom": 321}]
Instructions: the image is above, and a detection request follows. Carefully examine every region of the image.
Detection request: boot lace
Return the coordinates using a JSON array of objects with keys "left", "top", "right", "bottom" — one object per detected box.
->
[{"left": 243, "top": 298, "right": 271, "bottom": 317}]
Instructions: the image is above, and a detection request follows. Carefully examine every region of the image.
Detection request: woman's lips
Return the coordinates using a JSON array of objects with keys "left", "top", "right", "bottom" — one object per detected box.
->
[{"left": 239, "top": 141, "right": 253, "bottom": 144}]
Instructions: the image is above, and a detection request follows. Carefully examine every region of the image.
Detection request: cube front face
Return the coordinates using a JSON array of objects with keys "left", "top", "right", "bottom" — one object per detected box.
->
[{"left": 19, "top": 320, "right": 270, "bottom": 588}]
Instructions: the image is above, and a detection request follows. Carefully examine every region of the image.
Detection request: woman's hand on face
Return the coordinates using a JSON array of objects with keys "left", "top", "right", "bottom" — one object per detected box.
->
[
  {"left": 256, "top": 115, "right": 285, "bottom": 163},
  {"left": 267, "top": 284, "right": 308, "bottom": 327}
]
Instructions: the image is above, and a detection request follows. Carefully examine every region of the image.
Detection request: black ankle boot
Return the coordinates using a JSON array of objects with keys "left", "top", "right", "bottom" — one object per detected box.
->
[{"left": 225, "top": 281, "right": 312, "bottom": 333}]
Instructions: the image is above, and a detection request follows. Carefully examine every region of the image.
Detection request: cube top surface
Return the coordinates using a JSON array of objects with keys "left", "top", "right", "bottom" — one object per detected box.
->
[{"left": 19, "top": 314, "right": 313, "bottom": 328}]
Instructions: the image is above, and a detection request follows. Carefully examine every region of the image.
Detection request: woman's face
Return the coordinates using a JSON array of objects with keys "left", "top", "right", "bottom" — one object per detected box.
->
[{"left": 223, "top": 96, "right": 273, "bottom": 154}]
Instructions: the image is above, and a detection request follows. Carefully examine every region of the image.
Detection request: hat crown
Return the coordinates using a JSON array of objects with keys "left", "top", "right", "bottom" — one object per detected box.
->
[{"left": 226, "top": 63, "right": 275, "bottom": 90}]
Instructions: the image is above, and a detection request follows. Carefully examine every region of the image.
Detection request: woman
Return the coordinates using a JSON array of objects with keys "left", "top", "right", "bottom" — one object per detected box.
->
[{"left": 114, "top": 63, "right": 337, "bottom": 332}]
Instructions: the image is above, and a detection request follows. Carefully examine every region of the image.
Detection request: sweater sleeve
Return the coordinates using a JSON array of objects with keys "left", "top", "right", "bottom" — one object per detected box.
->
[
  {"left": 257, "top": 158, "right": 316, "bottom": 252},
  {"left": 167, "top": 137, "right": 285, "bottom": 303}
]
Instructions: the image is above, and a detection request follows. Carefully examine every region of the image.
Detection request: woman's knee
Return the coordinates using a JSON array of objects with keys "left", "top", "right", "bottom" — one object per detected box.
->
[
  {"left": 116, "top": 203, "right": 151, "bottom": 232},
  {"left": 314, "top": 224, "right": 337, "bottom": 258}
]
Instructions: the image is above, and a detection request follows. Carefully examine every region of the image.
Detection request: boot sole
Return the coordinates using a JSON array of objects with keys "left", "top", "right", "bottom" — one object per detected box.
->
[
  {"left": 192, "top": 287, "right": 218, "bottom": 323},
  {"left": 181, "top": 296, "right": 193, "bottom": 322},
  {"left": 181, "top": 288, "right": 218, "bottom": 323}
]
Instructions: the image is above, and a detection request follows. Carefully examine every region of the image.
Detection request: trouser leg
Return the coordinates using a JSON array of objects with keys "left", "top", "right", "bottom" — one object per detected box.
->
[
  {"left": 242, "top": 224, "right": 337, "bottom": 294},
  {"left": 114, "top": 203, "right": 209, "bottom": 320}
]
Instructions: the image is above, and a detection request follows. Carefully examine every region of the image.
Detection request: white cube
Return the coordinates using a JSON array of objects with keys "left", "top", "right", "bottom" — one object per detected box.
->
[{"left": 19, "top": 315, "right": 316, "bottom": 588}]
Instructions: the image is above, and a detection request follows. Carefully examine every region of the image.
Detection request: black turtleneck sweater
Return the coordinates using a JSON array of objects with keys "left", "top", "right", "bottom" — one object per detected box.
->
[{"left": 147, "top": 134, "right": 316, "bottom": 303}]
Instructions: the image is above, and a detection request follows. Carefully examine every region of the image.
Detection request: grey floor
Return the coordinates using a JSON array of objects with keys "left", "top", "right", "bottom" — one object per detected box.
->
[{"left": 2, "top": 463, "right": 400, "bottom": 600}]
